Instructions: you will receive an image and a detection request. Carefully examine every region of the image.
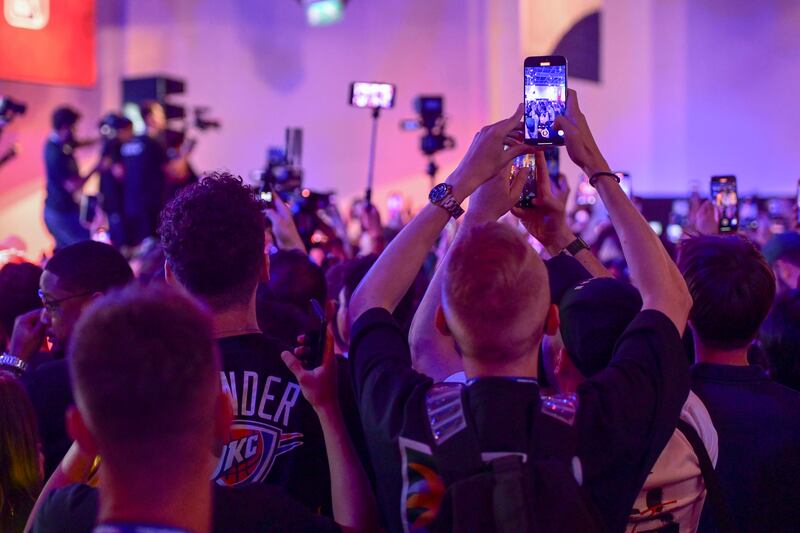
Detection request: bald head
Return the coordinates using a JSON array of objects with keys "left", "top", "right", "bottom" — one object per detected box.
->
[{"left": 442, "top": 221, "right": 550, "bottom": 364}]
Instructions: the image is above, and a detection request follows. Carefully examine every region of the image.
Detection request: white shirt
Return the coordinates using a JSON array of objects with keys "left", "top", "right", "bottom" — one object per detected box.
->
[{"left": 627, "top": 391, "right": 718, "bottom": 532}]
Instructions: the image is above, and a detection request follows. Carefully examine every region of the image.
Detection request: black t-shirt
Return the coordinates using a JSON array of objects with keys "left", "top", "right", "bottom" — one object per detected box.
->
[
  {"left": 44, "top": 138, "right": 80, "bottom": 212},
  {"left": 214, "top": 333, "right": 367, "bottom": 516},
  {"left": 349, "top": 307, "right": 689, "bottom": 533},
  {"left": 691, "top": 363, "right": 800, "bottom": 532},
  {"left": 99, "top": 139, "right": 124, "bottom": 214},
  {"left": 22, "top": 358, "right": 73, "bottom": 479},
  {"left": 31, "top": 483, "right": 341, "bottom": 533},
  {"left": 120, "top": 135, "right": 167, "bottom": 215}
]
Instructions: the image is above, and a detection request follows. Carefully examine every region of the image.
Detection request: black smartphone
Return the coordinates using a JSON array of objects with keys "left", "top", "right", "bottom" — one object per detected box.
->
[
  {"left": 350, "top": 82, "right": 396, "bottom": 109},
  {"left": 514, "top": 153, "right": 537, "bottom": 208},
  {"left": 524, "top": 56, "right": 567, "bottom": 146},
  {"left": 710, "top": 175, "right": 739, "bottom": 233},
  {"left": 80, "top": 195, "right": 98, "bottom": 226},
  {"left": 303, "top": 299, "right": 327, "bottom": 370},
  {"left": 544, "top": 147, "right": 559, "bottom": 182}
]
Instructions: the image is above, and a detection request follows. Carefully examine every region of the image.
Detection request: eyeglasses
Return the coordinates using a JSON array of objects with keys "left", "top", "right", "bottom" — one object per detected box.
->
[{"left": 38, "top": 289, "right": 92, "bottom": 313}]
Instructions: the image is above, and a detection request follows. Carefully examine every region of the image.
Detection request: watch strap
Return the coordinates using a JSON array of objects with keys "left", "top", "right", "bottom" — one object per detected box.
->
[
  {"left": 0, "top": 353, "right": 28, "bottom": 374},
  {"left": 430, "top": 184, "right": 464, "bottom": 219},
  {"left": 564, "top": 235, "right": 589, "bottom": 256}
]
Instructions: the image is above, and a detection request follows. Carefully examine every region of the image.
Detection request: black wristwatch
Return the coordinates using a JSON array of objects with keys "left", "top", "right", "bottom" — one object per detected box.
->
[
  {"left": 428, "top": 183, "right": 464, "bottom": 219},
  {"left": 563, "top": 235, "right": 589, "bottom": 256}
]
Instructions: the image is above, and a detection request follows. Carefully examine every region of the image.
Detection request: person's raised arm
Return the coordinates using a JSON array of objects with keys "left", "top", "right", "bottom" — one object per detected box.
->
[
  {"left": 281, "top": 333, "right": 379, "bottom": 533},
  {"left": 409, "top": 161, "right": 529, "bottom": 380},
  {"left": 266, "top": 187, "right": 308, "bottom": 254},
  {"left": 349, "top": 104, "right": 536, "bottom": 322},
  {"left": 554, "top": 89, "right": 691, "bottom": 333},
  {"left": 512, "top": 157, "right": 611, "bottom": 279}
]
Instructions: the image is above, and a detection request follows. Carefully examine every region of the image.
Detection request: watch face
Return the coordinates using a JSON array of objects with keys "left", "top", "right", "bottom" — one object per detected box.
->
[{"left": 429, "top": 183, "right": 450, "bottom": 203}]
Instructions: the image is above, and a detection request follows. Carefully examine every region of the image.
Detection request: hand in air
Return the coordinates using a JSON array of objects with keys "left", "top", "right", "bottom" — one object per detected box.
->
[
  {"left": 265, "top": 187, "right": 307, "bottom": 253},
  {"left": 554, "top": 89, "right": 610, "bottom": 176},
  {"left": 512, "top": 153, "right": 574, "bottom": 253},
  {"left": 452, "top": 104, "right": 538, "bottom": 197},
  {"left": 281, "top": 330, "right": 338, "bottom": 412}
]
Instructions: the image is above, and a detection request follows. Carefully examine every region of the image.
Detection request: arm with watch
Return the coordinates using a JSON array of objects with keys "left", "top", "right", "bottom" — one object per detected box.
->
[
  {"left": 409, "top": 150, "right": 609, "bottom": 381},
  {"left": 554, "top": 89, "right": 692, "bottom": 334},
  {"left": 348, "top": 104, "right": 536, "bottom": 322}
]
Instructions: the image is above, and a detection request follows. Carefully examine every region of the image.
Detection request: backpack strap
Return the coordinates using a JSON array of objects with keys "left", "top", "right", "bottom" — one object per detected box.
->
[
  {"left": 424, "top": 382, "right": 483, "bottom": 484},
  {"left": 675, "top": 419, "right": 737, "bottom": 533}
]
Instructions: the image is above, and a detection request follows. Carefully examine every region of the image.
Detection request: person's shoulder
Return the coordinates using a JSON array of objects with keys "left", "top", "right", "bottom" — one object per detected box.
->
[{"left": 34, "top": 483, "right": 98, "bottom": 533}]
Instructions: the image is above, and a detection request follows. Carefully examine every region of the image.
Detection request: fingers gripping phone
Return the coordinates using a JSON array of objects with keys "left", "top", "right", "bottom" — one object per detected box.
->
[
  {"left": 710, "top": 175, "right": 738, "bottom": 233},
  {"left": 514, "top": 153, "right": 537, "bottom": 208},
  {"left": 303, "top": 299, "right": 327, "bottom": 370},
  {"left": 524, "top": 56, "right": 567, "bottom": 146}
]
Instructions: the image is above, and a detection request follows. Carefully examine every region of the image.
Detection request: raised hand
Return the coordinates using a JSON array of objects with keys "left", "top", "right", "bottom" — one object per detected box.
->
[
  {"left": 512, "top": 152, "right": 574, "bottom": 254},
  {"left": 554, "top": 89, "right": 610, "bottom": 176}
]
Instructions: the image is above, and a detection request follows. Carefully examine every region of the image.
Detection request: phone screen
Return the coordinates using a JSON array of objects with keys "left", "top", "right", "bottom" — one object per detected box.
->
[
  {"left": 514, "top": 153, "right": 536, "bottom": 208},
  {"left": 524, "top": 56, "right": 567, "bottom": 145},
  {"left": 350, "top": 82, "right": 396, "bottom": 109},
  {"left": 711, "top": 176, "right": 738, "bottom": 232}
]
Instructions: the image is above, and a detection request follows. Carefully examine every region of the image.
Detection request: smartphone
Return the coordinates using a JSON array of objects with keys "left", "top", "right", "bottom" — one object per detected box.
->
[
  {"left": 710, "top": 175, "right": 738, "bottom": 233},
  {"left": 616, "top": 172, "right": 632, "bottom": 199},
  {"left": 523, "top": 56, "right": 567, "bottom": 146},
  {"left": 544, "top": 147, "right": 559, "bottom": 182},
  {"left": 514, "top": 153, "right": 537, "bottom": 208},
  {"left": 303, "top": 299, "right": 327, "bottom": 370},
  {"left": 576, "top": 175, "right": 598, "bottom": 206},
  {"left": 350, "top": 82, "right": 396, "bottom": 109},
  {"left": 80, "top": 195, "right": 98, "bottom": 226}
]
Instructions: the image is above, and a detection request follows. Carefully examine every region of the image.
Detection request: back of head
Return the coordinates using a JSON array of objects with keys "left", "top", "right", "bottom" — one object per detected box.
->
[
  {"left": 0, "top": 372, "right": 41, "bottom": 527},
  {"left": 45, "top": 241, "right": 133, "bottom": 294},
  {"left": 69, "top": 284, "right": 218, "bottom": 460},
  {"left": 160, "top": 171, "right": 266, "bottom": 310},
  {"left": 678, "top": 235, "right": 776, "bottom": 350},
  {"left": 268, "top": 249, "right": 326, "bottom": 310},
  {"left": 51, "top": 106, "right": 79, "bottom": 131},
  {"left": 0, "top": 262, "right": 43, "bottom": 343},
  {"left": 762, "top": 232, "right": 800, "bottom": 268},
  {"left": 760, "top": 289, "right": 800, "bottom": 391},
  {"left": 443, "top": 221, "right": 549, "bottom": 361},
  {"left": 559, "top": 277, "right": 643, "bottom": 378}
]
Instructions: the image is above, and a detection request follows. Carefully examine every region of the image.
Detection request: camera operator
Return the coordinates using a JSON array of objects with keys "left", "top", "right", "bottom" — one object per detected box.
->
[
  {"left": 43, "top": 106, "right": 95, "bottom": 250},
  {"left": 121, "top": 101, "right": 192, "bottom": 247},
  {"left": 95, "top": 114, "right": 133, "bottom": 248}
]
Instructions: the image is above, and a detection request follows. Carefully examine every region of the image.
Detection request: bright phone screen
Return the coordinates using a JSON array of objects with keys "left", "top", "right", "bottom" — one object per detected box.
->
[
  {"left": 711, "top": 176, "right": 738, "bottom": 232},
  {"left": 524, "top": 62, "right": 566, "bottom": 143},
  {"left": 350, "top": 82, "right": 395, "bottom": 109}
]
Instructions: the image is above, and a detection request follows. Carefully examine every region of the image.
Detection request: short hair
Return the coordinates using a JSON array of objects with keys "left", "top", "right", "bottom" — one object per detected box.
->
[
  {"left": 159, "top": 171, "right": 267, "bottom": 309},
  {"left": 0, "top": 372, "right": 41, "bottom": 527},
  {"left": 0, "top": 262, "right": 43, "bottom": 341},
  {"left": 762, "top": 232, "right": 800, "bottom": 267},
  {"left": 45, "top": 241, "right": 133, "bottom": 294},
  {"left": 442, "top": 222, "right": 549, "bottom": 360},
  {"left": 678, "top": 235, "right": 776, "bottom": 350},
  {"left": 760, "top": 289, "right": 800, "bottom": 391},
  {"left": 51, "top": 106, "right": 80, "bottom": 131},
  {"left": 268, "top": 250, "right": 326, "bottom": 311},
  {"left": 69, "top": 284, "right": 218, "bottom": 449}
]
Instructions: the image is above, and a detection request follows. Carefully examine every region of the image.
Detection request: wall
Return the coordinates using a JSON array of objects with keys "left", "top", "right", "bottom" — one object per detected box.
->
[
  {"left": 0, "top": 1, "right": 125, "bottom": 257},
  {"left": 2, "top": 0, "right": 800, "bottom": 257}
]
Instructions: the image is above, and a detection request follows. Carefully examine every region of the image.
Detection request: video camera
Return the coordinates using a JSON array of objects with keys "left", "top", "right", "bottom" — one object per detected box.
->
[
  {"left": 0, "top": 96, "right": 27, "bottom": 127},
  {"left": 401, "top": 95, "right": 455, "bottom": 157},
  {"left": 260, "top": 128, "right": 335, "bottom": 245}
]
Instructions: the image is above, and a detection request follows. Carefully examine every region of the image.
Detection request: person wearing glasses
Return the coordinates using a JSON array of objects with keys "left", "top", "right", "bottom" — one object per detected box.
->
[{"left": 1, "top": 241, "right": 133, "bottom": 479}]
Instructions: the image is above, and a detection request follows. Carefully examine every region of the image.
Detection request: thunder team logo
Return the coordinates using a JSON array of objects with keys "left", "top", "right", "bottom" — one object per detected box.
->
[{"left": 212, "top": 420, "right": 303, "bottom": 487}]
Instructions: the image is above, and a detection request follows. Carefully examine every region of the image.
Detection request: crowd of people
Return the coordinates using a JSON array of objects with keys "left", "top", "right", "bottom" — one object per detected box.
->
[{"left": 1, "top": 89, "right": 799, "bottom": 532}]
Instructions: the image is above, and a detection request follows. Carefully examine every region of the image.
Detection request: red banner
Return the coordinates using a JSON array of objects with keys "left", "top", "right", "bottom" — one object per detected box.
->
[{"left": 0, "top": 0, "right": 95, "bottom": 87}]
